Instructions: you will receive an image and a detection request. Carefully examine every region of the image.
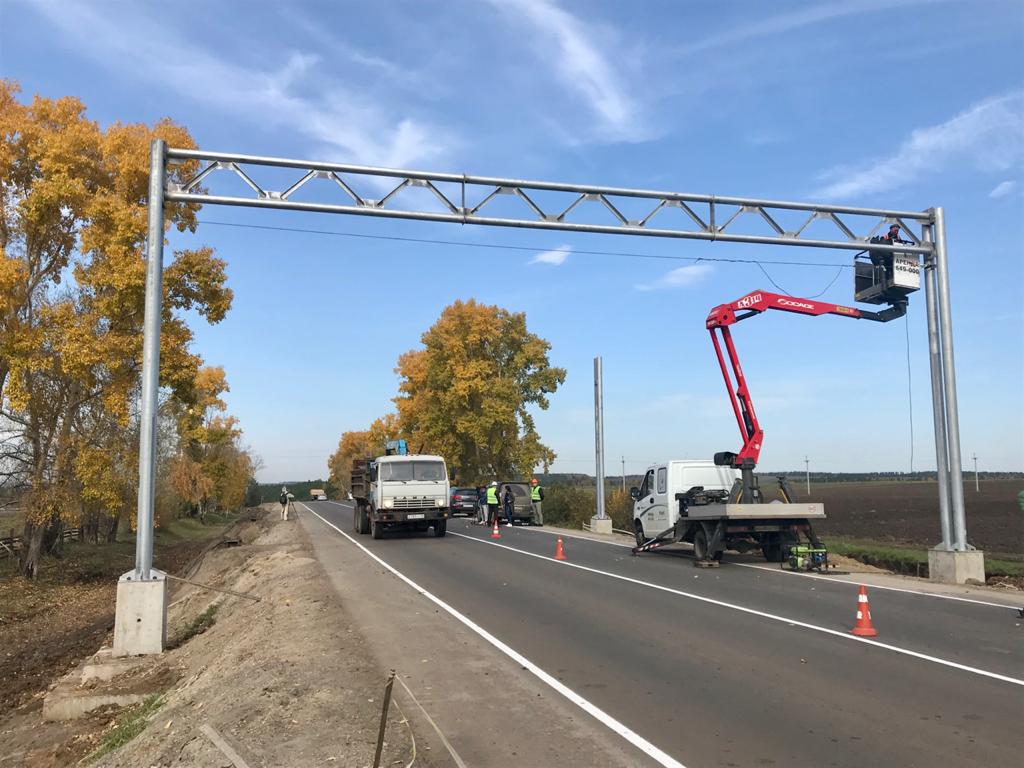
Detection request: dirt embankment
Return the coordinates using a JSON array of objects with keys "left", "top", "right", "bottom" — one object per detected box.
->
[{"left": 1, "top": 506, "right": 432, "bottom": 767}]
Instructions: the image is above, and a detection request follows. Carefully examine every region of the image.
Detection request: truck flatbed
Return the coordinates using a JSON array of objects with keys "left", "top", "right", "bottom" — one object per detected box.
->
[{"left": 682, "top": 502, "right": 825, "bottom": 520}]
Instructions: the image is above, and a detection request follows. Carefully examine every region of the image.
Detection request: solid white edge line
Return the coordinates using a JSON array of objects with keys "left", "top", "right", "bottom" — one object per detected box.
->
[
  {"left": 447, "top": 530, "right": 1024, "bottom": 688},
  {"left": 506, "top": 520, "right": 1021, "bottom": 611},
  {"left": 298, "top": 503, "right": 687, "bottom": 768}
]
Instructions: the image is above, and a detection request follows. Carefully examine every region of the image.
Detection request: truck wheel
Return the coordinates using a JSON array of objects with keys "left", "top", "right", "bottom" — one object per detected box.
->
[
  {"left": 434, "top": 520, "right": 447, "bottom": 537},
  {"left": 371, "top": 517, "right": 383, "bottom": 539},
  {"left": 358, "top": 505, "right": 370, "bottom": 535},
  {"left": 352, "top": 504, "right": 360, "bottom": 533},
  {"left": 761, "top": 534, "right": 783, "bottom": 562},
  {"left": 634, "top": 520, "right": 646, "bottom": 548},
  {"left": 694, "top": 527, "right": 709, "bottom": 560}
]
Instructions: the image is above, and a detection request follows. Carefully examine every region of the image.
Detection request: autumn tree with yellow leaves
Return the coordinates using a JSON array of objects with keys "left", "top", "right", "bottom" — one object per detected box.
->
[
  {"left": 394, "top": 300, "right": 565, "bottom": 485},
  {"left": 0, "top": 80, "right": 251, "bottom": 576}
]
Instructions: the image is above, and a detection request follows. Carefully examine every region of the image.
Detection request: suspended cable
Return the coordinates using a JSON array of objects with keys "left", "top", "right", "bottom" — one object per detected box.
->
[
  {"left": 754, "top": 262, "right": 846, "bottom": 298},
  {"left": 195, "top": 219, "right": 854, "bottom": 270}
]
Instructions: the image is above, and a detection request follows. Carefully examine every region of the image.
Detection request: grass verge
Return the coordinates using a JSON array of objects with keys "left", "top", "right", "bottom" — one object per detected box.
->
[
  {"left": 81, "top": 693, "right": 166, "bottom": 765},
  {"left": 827, "top": 537, "right": 1024, "bottom": 579}
]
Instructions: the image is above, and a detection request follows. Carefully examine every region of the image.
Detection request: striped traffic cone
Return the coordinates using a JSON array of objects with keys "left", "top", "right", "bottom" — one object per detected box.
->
[
  {"left": 554, "top": 537, "right": 567, "bottom": 561},
  {"left": 850, "top": 585, "right": 878, "bottom": 637},
  {"left": 491, "top": 517, "right": 501, "bottom": 539}
]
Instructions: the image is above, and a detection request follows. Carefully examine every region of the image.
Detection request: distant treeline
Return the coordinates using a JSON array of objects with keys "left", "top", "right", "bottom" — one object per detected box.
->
[
  {"left": 537, "top": 470, "right": 1023, "bottom": 488},
  {"left": 253, "top": 479, "right": 339, "bottom": 502},
  {"left": 256, "top": 470, "right": 1021, "bottom": 500}
]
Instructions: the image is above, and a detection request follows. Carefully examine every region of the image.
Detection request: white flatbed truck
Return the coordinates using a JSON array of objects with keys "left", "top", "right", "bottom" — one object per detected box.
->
[{"left": 631, "top": 460, "right": 827, "bottom": 567}]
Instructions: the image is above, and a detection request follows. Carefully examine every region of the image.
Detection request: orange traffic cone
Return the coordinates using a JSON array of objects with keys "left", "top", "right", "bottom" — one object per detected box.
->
[
  {"left": 490, "top": 517, "right": 501, "bottom": 539},
  {"left": 554, "top": 537, "right": 567, "bottom": 561},
  {"left": 850, "top": 585, "right": 878, "bottom": 637}
]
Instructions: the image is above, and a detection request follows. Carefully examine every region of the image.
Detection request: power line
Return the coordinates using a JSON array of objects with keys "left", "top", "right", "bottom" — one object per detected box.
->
[
  {"left": 754, "top": 261, "right": 848, "bottom": 298},
  {"left": 195, "top": 219, "right": 855, "bottom": 270}
]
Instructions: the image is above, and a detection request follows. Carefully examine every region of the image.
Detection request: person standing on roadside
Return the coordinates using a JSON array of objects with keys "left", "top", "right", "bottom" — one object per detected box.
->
[
  {"left": 486, "top": 481, "right": 499, "bottom": 526},
  {"left": 279, "top": 488, "right": 289, "bottom": 521},
  {"left": 530, "top": 477, "right": 544, "bottom": 525},
  {"left": 502, "top": 484, "right": 515, "bottom": 527}
]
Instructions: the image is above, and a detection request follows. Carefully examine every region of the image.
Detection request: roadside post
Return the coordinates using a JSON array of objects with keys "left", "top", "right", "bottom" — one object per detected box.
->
[{"left": 592, "top": 357, "right": 612, "bottom": 534}]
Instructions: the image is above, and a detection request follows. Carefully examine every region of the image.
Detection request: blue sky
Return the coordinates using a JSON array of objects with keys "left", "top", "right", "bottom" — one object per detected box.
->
[{"left": 5, "top": 0, "right": 1022, "bottom": 481}]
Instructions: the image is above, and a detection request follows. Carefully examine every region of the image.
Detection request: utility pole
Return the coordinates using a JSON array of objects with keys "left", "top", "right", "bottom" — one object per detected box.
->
[
  {"left": 972, "top": 452, "right": 979, "bottom": 492},
  {"left": 621, "top": 456, "right": 626, "bottom": 493},
  {"left": 804, "top": 455, "right": 810, "bottom": 496},
  {"left": 591, "top": 357, "right": 611, "bottom": 533}
]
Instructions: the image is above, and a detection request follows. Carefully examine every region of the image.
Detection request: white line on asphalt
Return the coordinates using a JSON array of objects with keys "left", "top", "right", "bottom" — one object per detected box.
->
[
  {"left": 448, "top": 530, "right": 1024, "bottom": 688},
  {"left": 505, "top": 522, "right": 1020, "bottom": 611},
  {"left": 299, "top": 503, "right": 687, "bottom": 768}
]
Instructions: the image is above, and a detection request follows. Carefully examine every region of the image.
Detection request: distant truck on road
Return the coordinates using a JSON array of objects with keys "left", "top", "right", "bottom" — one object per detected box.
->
[
  {"left": 632, "top": 460, "right": 826, "bottom": 567},
  {"left": 351, "top": 454, "right": 451, "bottom": 539},
  {"left": 309, "top": 488, "right": 327, "bottom": 501}
]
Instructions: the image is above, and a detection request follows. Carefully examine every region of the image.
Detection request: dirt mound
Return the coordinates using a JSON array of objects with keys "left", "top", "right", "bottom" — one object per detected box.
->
[{"left": 89, "top": 507, "right": 424, "bottom": 767}]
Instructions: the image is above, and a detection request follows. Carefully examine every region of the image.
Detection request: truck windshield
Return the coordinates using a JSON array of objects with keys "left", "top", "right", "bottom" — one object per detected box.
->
[{"left": 379, "top": 461, "right": 446, "bottom": 482}]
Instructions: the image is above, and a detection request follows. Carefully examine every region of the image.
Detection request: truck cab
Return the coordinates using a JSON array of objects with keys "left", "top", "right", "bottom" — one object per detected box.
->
[{"left": 632, "top": 461, "right": 738, "bottom": 541}]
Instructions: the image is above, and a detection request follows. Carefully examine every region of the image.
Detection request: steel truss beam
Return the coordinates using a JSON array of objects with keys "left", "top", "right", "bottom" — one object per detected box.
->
[{"left": 165, "top": 148, "right": 934, "bottom": 255}]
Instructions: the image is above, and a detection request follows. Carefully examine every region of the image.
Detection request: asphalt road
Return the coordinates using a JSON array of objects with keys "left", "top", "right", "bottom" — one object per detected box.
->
[{"left": 303, "top": 501, "right": 1023, "bottom": 767}]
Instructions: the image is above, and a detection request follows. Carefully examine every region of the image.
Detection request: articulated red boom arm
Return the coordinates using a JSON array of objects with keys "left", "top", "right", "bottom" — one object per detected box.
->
[{"left": 705, "top": 289, "right": 905, "bottom": 470}]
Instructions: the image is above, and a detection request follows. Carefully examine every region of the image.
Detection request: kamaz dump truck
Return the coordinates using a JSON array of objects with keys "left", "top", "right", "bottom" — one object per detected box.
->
[{"left": 351, "top": 453, "right": 451, "bottom": 539}]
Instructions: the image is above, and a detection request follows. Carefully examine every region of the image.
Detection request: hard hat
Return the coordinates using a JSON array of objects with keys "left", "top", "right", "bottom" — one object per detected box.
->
[{"left": 490, "top": 481, "right": 498, "bottom": 486}]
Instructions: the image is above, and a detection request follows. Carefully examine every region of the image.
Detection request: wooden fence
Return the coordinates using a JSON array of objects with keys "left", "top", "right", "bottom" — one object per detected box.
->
[{"left": 0, "top": 527, "right": 82, "bottom": 559}]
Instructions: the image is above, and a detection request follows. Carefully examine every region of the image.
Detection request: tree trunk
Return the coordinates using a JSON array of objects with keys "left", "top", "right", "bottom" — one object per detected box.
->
[{"left": 17, "top": 514, "right": 58, "bottom": 579}]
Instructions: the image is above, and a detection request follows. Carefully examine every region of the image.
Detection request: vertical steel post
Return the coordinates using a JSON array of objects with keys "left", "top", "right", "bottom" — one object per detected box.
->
[
  {"left": 973, "top": 453, "right": 979, "bottom": 492},
  {"left": 922, "top": 224, "right": 952, "bottom": 550},
  {"left": 804, "top": 456, "right": 810, "bottom": 496},
  {"left": 594, "top": 357, "right": 607, "bottom": 519},
  {"left": 135, "top": 139, "right": 167, "bottom": 579},
  {"left": 932, "top": 207, "right": 967, "bottom": 551}
]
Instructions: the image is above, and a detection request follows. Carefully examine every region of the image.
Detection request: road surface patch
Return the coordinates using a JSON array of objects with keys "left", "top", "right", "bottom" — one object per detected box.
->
[{"left": 449, "top": 530, "right": 1024, "bottom": 688}]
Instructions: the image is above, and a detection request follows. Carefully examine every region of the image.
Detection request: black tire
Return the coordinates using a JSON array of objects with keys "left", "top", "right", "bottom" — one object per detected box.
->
[
  {"left": 761, "top": 533, "right": 783, "bottom": 562},
  {"left": 434, "top": 519, "right": 447, "bottom": 537},
  {"left": 634, "top": 520, "right": 646, "bottom": 548},
  {"left": 352, "top": 503, "right": 360, "bottom": 533},
  {"left": 358, "top": 505, "right": 371, "bottom": 535},
  {"left": 371, "top": 516, "right": 383, "bottom": 539},
  {"left": 694, "top": 527, "right": 709, "bottom": 560}
]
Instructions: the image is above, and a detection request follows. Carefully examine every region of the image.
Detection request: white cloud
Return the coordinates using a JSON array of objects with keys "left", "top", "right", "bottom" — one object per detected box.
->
[
  {"left": 530, "top": 245, "right": 571, "bottom": 266},
  {"left": 634, "top": 263, "right": 713, "bottom": 291},
  {"left": 487, "top": 0, "right": 646, "bottom": 142},
  {"left": 814, "top": 91, "right": 1024, "bottom": 199},
  {"left": 677, "top": 0, "right": 948, "bottom": 56},
  {"left": 25, "top": 0, "right": 450, "bottom": 169},
  {"left": 989, "top": 180, "right": 1018, "bottom": 198}
]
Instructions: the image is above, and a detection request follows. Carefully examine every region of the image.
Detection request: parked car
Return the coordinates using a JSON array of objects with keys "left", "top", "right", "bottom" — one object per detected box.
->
[
  {"left": 450, "top": 487, "right": 480, "bottom": 517},
  {"left": 496, "top": 481, "right": 538, "bottom": 525}
]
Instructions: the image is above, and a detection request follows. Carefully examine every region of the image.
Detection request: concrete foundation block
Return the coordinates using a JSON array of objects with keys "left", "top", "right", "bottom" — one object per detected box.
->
[
  {"left": 928, "top": 548, "right": 986, "bottom": 585},
  {"left": 112, "top": 568, "right": 168, "bottom": 657},
  {"left": 590, "top": 516, "right": 614, "bottom": 535}
]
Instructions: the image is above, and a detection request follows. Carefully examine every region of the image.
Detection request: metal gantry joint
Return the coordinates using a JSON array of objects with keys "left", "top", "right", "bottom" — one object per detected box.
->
[{"left": 165, "top": 148, "right": 934, "bottom": 255}]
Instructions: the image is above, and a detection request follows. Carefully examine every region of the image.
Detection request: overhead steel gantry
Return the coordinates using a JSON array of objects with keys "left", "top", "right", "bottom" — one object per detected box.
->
[{"left": 128, "top": 141, "right": 971, "bottom": 594}]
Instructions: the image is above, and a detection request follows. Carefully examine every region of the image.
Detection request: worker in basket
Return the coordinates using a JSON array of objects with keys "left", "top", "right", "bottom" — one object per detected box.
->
[{"left": 869, "top": 224, "right": 911, "bottom": 275}]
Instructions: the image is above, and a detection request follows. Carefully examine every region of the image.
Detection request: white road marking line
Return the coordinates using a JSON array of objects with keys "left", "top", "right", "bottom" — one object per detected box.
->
[
  {"left": 502, "top": 521, "right": 1021, "bottom": 611},
  {"left": 448, "top": 530, "right": 1024, "bottom": 688},
  {"left": 300, "top": 504, "right": 687, "bottom": 768}
]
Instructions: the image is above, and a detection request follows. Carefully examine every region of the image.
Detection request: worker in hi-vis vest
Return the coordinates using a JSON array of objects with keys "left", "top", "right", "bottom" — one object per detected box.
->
[
  {"left": 486, "top": 481, "right": 500, "bottom": 526},
  {"left": 530, "top": 478, "right": 544, "bottom": 525}
]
